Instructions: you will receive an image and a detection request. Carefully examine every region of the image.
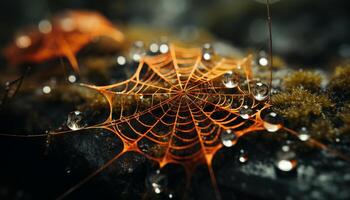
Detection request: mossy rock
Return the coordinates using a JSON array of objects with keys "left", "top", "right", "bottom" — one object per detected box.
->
[
  {"left": 283, "top": 70, "right": 322, "bottom": 93},
  {"left": 272, "top": 87, "right": 333, "bottom": 128},
  {"left": 328, "top": 66, "right": 350, "bottom": 103}
]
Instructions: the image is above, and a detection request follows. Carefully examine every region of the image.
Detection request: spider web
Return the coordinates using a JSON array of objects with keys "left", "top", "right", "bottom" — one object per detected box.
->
[{"left": 62, "top": 44, "right": 271, "bottom": 192}]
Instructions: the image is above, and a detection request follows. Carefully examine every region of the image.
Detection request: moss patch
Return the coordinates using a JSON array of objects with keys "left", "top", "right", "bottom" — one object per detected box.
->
[
  {"left": 272, "top": 87, "right": 333, "bottom": 127},
  {"left": 283, "top": 70, "right": 322, "bottom": 93},
  {"left": 328, "top": 66, "right": 350, "bottom": 103}
]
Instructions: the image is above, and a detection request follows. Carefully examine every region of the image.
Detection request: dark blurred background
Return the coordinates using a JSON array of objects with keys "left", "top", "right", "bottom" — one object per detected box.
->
[{"left": 0, "top": 0, "right": 349, "bottom": 68}]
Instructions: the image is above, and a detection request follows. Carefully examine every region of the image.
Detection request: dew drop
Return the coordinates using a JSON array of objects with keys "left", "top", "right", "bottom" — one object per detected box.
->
[
  {"left": 275, "top": 150, "right": 297, "bottom": 175},
  {"left": 130, "top": 41, "right": 146, "bottom": 62},
  {"left": 146, "top": 170, "right": 168, "bottom": 195},
  {"left": 282, "top": 144, "right": 291, "bottom": 152},
  {"left": 221, "top": 129, "right": 237, "bottom": 147},
  {"left": 159, "top": 43, "right": 169, "bottom": 54},
  {"left": 238, "top": 149, "right": 248, "bottom": 164},
  {"left": 15, "top": 34, "right": 31, "bottom": 48},
  {"left": 116, "top": 56, "right": 126, "bottom": 66},
  {"left": 263, "top": 112, "right": 283, "bottom": 132},
  {"left": 168, "top": 192, "right": 174, "bottom": 199},
  {"left": 68, "top": 75, "right": 77, "bottom": 83},
  {"left": 252, "top": 82, "right": 269, "bottom": 101},
  {"left": 65, "top": 167, "right": 72, "bottom": 174},
  {"left": 202, "top": 43, "right": 214, "bottom": 61},
  {"left": 298, "top": 126, "right": 310, "bottom": 141},
  {"left": 277, "top": 160, "right": 294, "bottom": 171},
  {"left": 222, "top": 71, "right": 239, "bottom": 88},
  {"left": 42, "top": 86, "right": 51, "bottom": 94},
  {"left": 149, "top": 43, "right": 159, "bottom": 53},
  {"left": 60, "top": 17, "right": 75, "bottom": 32},
  {"left": 258, "top": 57, "right": 269, "bottom": 66},
  {"left": 263, "top": 111, "right": 283, "bottom": 132},
  {"left": 67, "top": 111, "right": 87, "bottom": 130},
  {"left": 38, "top": 19, "right": 52, "bottom": 34},
  {"left": 239, "top": 105, "right": 253, "bottom": 119}
]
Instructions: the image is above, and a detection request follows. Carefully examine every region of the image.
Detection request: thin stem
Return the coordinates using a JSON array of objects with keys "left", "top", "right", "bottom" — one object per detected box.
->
[{"left": 266, "top": 0, "right": 273, "bottom": 101}]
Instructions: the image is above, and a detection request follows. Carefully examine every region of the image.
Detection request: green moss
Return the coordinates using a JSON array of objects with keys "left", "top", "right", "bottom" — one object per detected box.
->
[
  {"left": 271, "top": 66, "right": 350, "bottom": 140},
  {"left": 328, "top": 65, "right": 350, "bottom": 103},
  {"left": 283, "top": 70, "right": 322, "bottom": 93},
  {"left": 309, "top": 119, "right": 336, "bottom": 140},
  {"left": 337, "top": 104, "right": 350, "bottom": 136},
  {"left": 272, "top": 87, "right": 333, "bottom": 127}
]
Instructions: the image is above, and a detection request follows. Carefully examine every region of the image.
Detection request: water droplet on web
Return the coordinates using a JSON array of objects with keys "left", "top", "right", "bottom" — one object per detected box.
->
[
  {"left": 221, "top": 129, "right": 237, "bottom": 147},
  {"left": 252, "top": 82, "right": 269, "bottom": 101},
  {"left": 159, "top": 43, "right": 169, "bottom": 54},
  {"left": 149, "top": 43, "right": 159, "bottom": 53},
  {"left": 222, "top": 71, "right": 239, "bottom": 88},
  {"left": 263, "top": 111, "right": 283, "bottom": 132},
  {"left": 67, "top": 111, "right": 87, "bottom": 130},
  {"left": 146, "top": 170, "right": 168, "bottom": 194},
  {"left": 298, "top": 126, "right": 310, "bottom": 141},
  {"left": 202, "top": 43, "right": 214, "bottom": 61},
  {"left": 239, "top": 105, "right": 253, "bottom": 119}
]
